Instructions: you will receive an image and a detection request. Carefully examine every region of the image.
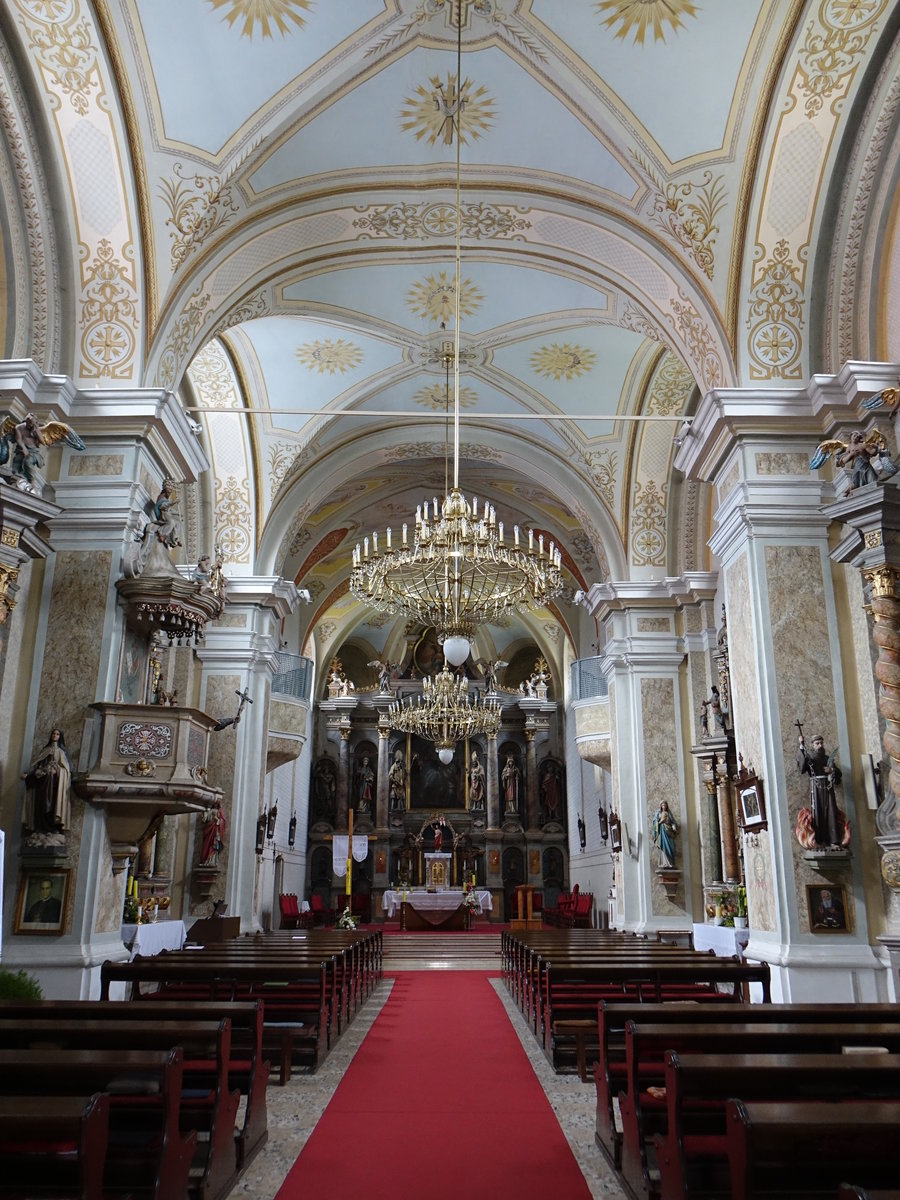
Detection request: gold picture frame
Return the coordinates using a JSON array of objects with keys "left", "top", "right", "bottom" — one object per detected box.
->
[{"left": 807, "top": 883, "right": 849, "bottom": 933}]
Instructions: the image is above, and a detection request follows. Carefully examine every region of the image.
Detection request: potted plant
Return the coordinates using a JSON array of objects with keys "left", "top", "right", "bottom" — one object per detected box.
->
[
  {"left": 733, "top": 885, "right": 748, "bottom": 929},
  {"left": 0, "top": 967, "right": 43, "bottom": 1000}
]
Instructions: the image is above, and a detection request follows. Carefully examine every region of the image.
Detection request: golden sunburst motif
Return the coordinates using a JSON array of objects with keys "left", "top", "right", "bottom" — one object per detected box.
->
[
  {"left": 595, "top": 0, "right": 699, "bottom": 45},
  {"left": 295, "top": 339, "right": 364, "bottom": 375},
  {"left": 206, "top": 0, "right": 312, "bottom": 39},
  {"left": 413, "top": 383, "right": 478, "bottom": 411},
  {"left": 530, "top": 343, "right": 597, "bottom": 381},
  {"left": 406, "top": 272, "right": 484, "bottom": 324},
  {"left": 400, "top": 74, "right": 496, "bottom": 146}
]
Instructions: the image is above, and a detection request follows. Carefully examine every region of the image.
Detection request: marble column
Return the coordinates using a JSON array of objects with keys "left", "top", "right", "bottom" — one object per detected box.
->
[
  {"left": 337, "top": 729, "right": 351, "bottom": 830},
  {"left": 375, "top": 718, "right": 390, "bottom": 829},
  {"left": 524, "top": 729, "right": 539, "bottom": 830},
  {"left": 486, "top": 730, "right": 500, "bottom": 829},
  {"left": 675, "top": 365, "right": 892, "bottom": 1001}
]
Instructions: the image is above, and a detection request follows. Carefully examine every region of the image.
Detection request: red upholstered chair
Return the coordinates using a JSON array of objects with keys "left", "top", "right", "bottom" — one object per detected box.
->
[
  {"left": 279, "top": 893, "right": 300, "bottom": 929},
  {"left": 308, "top": 893, "right": 335, "bottom": 927},
  {"left": 572, "top": 891, "right": 594, "bottom": 928},
  {"left": 351, "top": 893, "right": 371, "bottom": 924}
]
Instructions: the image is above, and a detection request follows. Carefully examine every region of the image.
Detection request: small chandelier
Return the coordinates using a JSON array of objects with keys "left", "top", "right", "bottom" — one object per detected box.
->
[
  {"left": 348, "top": 19, "right": 564, "bottom": 668},
  {"left": 389, "top": 665, "right": 501, "bottom": 763}
]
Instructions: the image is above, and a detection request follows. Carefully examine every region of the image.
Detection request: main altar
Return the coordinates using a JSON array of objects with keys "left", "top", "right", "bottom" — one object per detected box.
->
[{"left": 382, "top": 888, "right": 493, "bottom": 929}]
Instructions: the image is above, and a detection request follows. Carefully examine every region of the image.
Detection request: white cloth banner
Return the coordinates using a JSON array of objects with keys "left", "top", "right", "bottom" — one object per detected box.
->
[{"left": 333, "top": 835, "right": 369, "bottom": 876}]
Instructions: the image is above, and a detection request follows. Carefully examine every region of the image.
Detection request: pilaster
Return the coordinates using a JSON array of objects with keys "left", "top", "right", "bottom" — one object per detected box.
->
[{"left": 676, "top": 369, "right": 889, "bottom": 1000}]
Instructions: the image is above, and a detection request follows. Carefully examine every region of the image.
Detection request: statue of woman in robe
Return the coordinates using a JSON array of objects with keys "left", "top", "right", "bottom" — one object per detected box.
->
[{"left": 22, "top": 728, "right": 72, "bottom": 835}]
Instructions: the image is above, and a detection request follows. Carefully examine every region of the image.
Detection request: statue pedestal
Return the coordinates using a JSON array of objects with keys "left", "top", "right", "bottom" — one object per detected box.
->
[{"left": 424, "top": 852, "right": 452, "bottom": 890}]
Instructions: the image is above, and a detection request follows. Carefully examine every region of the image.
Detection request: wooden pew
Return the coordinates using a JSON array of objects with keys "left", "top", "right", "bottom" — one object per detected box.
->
[
  {"left": 0, "top": 998, "right": 268, "bottom": 1169},
  {"left": 0, "top": 1019, "right": 235, "bottom": 1200},
  {"left": 726, "top": 1099, "right": 900, "bottom": 1200},
  {"left": 0, "top": 1047, "right": 194, "bottom": 1200},
  {"left": 619, "top": 1024, "right": 900, "bottom": 1199},
  {"left": 0, "top": 1093, "right": 109, "bottom": 1200},
  {"left": 593, "top": 1000, "right": 900, "bottom": 1171},
  {"left": 656, "top": 1053, "right": 900, "bottom": 1199},
  {"left": 541, "top": 957, "right": 771, "bottom": 1067},
  {"left": 101, "top": 955, "right": 331, "bottom": 1072}
]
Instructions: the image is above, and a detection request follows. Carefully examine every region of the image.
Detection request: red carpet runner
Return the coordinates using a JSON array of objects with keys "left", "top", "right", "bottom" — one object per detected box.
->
[{"left": 276, "top": 971, "right": 591, "bottom": 1200}]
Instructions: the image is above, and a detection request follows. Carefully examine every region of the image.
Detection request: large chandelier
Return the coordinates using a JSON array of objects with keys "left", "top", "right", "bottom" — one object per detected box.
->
[
  {"left": 389, "top": 664, "right": 501, "bottom": 764},
  {"left": 349, "top": 17, "right": 564, "bottom": 668}
]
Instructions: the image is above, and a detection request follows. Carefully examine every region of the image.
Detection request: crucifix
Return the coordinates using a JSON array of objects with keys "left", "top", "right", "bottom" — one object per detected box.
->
[{"left": 213, "top": 687, "right": 253, "bottom": 732}]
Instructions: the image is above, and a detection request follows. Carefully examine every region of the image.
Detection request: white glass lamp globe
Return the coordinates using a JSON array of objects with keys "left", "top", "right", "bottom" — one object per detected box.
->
[
  {"left": 442, "top": 635, "right": 470, "bottom": 667},
  {"left": 438, "top": 747, "right": 454, "bottom": 765}
]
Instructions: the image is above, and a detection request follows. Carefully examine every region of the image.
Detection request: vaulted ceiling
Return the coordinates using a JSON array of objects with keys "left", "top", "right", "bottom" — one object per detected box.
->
[{"left": 4, "top": 0, "right": 899, "bottom": 684}]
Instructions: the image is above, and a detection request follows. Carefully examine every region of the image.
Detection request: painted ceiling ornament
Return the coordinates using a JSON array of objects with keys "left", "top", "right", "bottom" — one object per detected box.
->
[
  {"left": 414, "top": 383, "right": 478, "bottom": 411},
  {"left": 595, "top": 0, "right": 700, "bottom": 45},
  {"left": 295, "top": 338, "right": 363, "bottom": 375},
  {"left": 400, "top": 73, "right": 495, "bottom": 146},
  {"left": 745, "top": 239, "right": 804, "bottom": 381},
  {"left": 206, "top": 0, "right": 312, "bottom": 39},
  {"left": 407, "top": 271, "right": 484, "bottom": 323},
  {"left": 530, "top": 343, "right": 596, "bottom": 382},
  {"left": 631, "top": 152, "right": 726, "bottom": 281},
  {"left": 798, "top": 0, "right": 886, "bottom": 118}
]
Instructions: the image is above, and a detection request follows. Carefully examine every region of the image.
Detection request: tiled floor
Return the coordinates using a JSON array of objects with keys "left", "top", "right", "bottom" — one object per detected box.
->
[{"left": 236, "top": 948, "right": 626, "bottom": 1199}]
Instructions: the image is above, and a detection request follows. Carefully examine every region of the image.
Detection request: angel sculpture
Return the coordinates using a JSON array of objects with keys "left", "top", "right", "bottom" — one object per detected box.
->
[
  {"left": 861, "top": 385, "right": 900, "bottom": 417},
  {"left": 475, "top": 658, "right": 507, "bottom": 694},
  {"left": 367, "top": 659, "right": 395, "bottom": 693},
  {"left": 0, "top": 413, "right": 84, "bottom": 493},
  {"left": 810, "top": 430, "right": 897, "bottom": 494}
]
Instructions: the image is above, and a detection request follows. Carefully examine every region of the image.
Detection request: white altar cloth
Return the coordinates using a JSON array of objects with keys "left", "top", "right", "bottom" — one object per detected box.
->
[
  {"left": 382, "top": 889, "right": 492, "bottom": 919},
  {"left": 122, "top": 919, "right": 187, "bottom": 960},
  {"left": 692, "top": 922, "right": 750, "bottom": 959}
]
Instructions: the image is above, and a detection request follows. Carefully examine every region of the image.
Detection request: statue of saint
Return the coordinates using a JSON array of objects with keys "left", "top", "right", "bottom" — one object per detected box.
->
[{"left": 22, "top": 728, "right": 72, "bottom": 835}]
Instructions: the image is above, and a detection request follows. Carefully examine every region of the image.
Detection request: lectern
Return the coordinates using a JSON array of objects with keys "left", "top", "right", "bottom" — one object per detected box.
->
[{"left": 510, "top": 884, "right": 542, "bottom": 931}]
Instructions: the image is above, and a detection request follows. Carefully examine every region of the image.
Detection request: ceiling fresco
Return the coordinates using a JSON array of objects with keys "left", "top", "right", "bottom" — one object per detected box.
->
[{"left": 8, "top": 0, "right": 898, "bottom": 680}]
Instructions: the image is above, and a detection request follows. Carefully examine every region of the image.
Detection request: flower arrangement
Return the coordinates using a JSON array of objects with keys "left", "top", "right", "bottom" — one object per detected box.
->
[
  {"left": 336, "top": 906, "right": 359, "bottom": 930},
  {"left": 123, "top": 894, "right": 140, "bottom": 923},
  {"left": 735, "top": 885, "right": 748, "bottom": 918},
  {"left": 463, "top": 882, "right": 479, "bottom": 910}
]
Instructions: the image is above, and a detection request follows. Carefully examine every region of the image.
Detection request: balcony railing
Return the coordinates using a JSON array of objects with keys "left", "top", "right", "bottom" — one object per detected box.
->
[
  {"left": 570, "top": 655, "right": 608, "bottom": 701},
  {"left": 272, "top": 652, "right": 313, "bottom": 702}
]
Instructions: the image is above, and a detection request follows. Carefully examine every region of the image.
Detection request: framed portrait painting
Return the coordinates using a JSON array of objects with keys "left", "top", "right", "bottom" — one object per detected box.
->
[
  {"left": 15, "top": 868, "right": 70, "bottom": 934},
  {"left": 608, "top": 811, "right": 623, "bottom": 853},
  {"left": 807, "top": 883, "right": 849, "bottom": 933},
  {"left": 738, "top": 776, "right": 767, "bottom": 833}
]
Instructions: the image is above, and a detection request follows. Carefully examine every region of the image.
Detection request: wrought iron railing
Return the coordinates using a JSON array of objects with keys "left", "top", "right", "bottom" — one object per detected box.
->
[
  {"left": 570, "top": 655, "right": 608, "bottom": 701},
  {"left": 272, "top": 652, "right": 313, "bottom": 701}
]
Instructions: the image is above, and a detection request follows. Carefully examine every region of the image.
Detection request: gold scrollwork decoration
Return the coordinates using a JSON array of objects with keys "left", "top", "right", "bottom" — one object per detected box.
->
[
  {"left": 864, "top": 565, "right": 900, "bottom": 600},
  {"left": 798, "top": 0, "right": 887, "bottom": 119},
  {"left": 1, "top": 527, "right": 20, "bottom": 548},
  {"left": 79, "top": 239, "right": 139, "bottom": 381},
  {"left": 746, "top": 240, "right": 804, "bottom": 380},
  {"left": 864, "top": 530, "right": 884, "bottom": 548},
  {"left": 0, "top": 563, "right": 20, "bottom": 624}
]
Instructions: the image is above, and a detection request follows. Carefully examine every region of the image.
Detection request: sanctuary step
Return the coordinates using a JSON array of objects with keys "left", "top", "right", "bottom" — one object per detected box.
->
[{"left": 383, "top": 932, "right": 502, "bottom": 970}]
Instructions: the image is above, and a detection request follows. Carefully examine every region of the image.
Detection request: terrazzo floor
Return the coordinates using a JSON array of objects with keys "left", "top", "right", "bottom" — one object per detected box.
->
[{"left": 235, "top": 955, "right": 626, "bottom": 1199}]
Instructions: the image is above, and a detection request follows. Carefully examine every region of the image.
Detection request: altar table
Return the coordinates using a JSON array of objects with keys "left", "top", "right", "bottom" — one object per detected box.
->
[
  {"left": 121, "top": 918, "right": 187, "bottom": 960},
  {"left": 382, "top": 889, "right": 493, "bottom": 921}
]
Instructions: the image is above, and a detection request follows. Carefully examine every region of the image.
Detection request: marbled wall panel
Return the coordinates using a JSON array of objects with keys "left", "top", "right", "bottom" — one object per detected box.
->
[
  {"left": 637, "top": 618, "right": 670, "bottom": 633},
  {"left": 608, "top": 680, "right": 619, "bottom": 814},
  {"left": 574, "top": 700, "right": 609, "bottom": 739},
  {"left": 641, "top": 676, "right": 684, "bottom": 912},
  {"left": 32, "top": 550, "right": 121, "bottom": 932},
  {"left": 765, "top": 543, "right": 847, "bottom": 933},
  {"left": 724, "top": 552, "right": 775, "bottom": 932},
  {"left": 269, "top": 699, "right": 308, "bottom": 739},
  {"left": 68, "top": 454, "right": 123, "bottom": 476},
  {"left": 755, "top": 452, "right": 809, "bottom": 476},
  {"left": 717, "top": 459, "right": 740, "bottom": 506}
]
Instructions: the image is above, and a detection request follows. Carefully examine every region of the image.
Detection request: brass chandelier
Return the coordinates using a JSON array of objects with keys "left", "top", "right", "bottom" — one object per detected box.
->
[
  {"left": 389, "top": 663, "right": 501, "bottom": 764},
  {"left": 348, "top": 16, "right": 564, "bottom": 669}
]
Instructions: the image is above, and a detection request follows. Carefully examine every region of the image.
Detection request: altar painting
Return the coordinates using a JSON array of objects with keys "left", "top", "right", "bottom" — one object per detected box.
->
[{"left": 409, "top": 735, "right": 463, "bottom": 809}]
